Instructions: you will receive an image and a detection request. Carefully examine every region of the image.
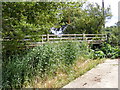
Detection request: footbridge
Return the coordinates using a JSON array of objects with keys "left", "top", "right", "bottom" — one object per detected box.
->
[{"left": 26, "top": 34, "right": 107, "bottom": 46}]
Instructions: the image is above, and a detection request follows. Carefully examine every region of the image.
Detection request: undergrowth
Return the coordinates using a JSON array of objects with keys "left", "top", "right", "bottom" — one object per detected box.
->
[
  {"left": 3, "top": 41, "right": 119, "bottom": 88},
  {"left": 3, "top": 41, "right": 92, "bottom": 88}
]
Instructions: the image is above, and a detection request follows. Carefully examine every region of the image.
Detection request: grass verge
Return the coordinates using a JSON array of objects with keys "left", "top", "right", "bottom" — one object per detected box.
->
[{"left": 25, "top": 58, "right": 105, "bottom": 88}]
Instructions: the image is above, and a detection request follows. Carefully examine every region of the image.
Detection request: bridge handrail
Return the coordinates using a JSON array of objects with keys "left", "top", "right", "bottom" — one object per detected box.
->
[
  {"left": 24, "top": 34, "right": 106, "bottom": 37},
  {"left": 2, "top": 34, "right": 107, "bottom": 46},
  {"left": 40, "top": 34, "right": 107, "bottom": 42}
]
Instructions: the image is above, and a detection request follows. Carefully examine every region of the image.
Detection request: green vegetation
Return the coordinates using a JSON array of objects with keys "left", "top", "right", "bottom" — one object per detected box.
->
[
  {"left": 2, "top": 1, "right": 119, "bottom": 89},
  {"left": 2, "top": 2, "right": 63, "bottom": 56},
  {"left": 92, "top": 42, "right": 120, "bottom": 59},
  {"left": 94, "top": 50, "right": 105, "bottom": 59},
  {"left": 103, "top": 23, "right": 120, "bottom": 45},
  {"left": 100, "top": 42, "right": 120, "bottom": 59},
  {"left": 61, "top": 2, "right": 112, "bottom": 34},
  {"left": 2, "top": 41, "right": 88, "bottom": 88},
  {"left": 3, "top": 40, "right": 119, "bottom": 88},
  {"left": 2, "top": 1, "right": 112, "bottom": 56}
]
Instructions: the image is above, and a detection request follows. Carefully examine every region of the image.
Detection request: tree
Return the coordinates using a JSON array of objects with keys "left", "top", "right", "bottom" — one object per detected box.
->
[
  {"left": 61, "top": 2, "right": 112, "bottom": 34},
  {"left": 104, "top": 22, "right": 120, "bottom": 45},
  {"left": 2, "top": 2, "right": 64, "bottom": 56}
]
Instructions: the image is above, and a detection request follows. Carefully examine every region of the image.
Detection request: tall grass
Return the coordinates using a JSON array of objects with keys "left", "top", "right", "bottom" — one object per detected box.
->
[{"left": 3, "top": 41, "right": 94, "bottom": 88}]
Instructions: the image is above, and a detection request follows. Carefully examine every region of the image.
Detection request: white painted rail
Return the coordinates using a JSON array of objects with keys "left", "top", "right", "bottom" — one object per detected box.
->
[
  {"left": 3, "top": 34, "right": 107, "bottom": 47},
  {"left": 25, "top": 34, "right": 107, "bottom": 46}
]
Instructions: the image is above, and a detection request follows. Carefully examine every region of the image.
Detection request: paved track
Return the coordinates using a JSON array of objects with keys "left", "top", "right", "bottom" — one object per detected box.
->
[{"left": 63, "top": 59, "right": 118, "bottom": 88}]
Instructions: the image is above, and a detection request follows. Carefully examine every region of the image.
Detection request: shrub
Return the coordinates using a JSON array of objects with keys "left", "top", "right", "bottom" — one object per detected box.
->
[
  {"left": 4, "top": 41, "right": 111, "bottom": 88},
  {"left": 100, "top": 42, "right": 120, "bottom": 58},
  {"left": 88, "top": 49, "right": 95, "bottom": 59},
  {"left": 94, "top": 50, "right": 105, "bottom": 59},
  {"left": 3, "top": 41, "right": 88, "bottom": 88},
  {"left": 4, "top": 40, "right": 106, "bottom": 88}
]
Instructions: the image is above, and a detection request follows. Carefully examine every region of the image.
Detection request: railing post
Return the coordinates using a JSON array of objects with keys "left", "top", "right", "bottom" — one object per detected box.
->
[
  {"left": 83, "top": 33, "right": 85, "bottom": 40},
  {"left": 74, "top": 34, "right": 76, "bottom": 40},
  {"left": 47, "top": 34, "right": 49, "bottom": 42},
  {"left": 85, "top": 34, "right": 86, "bottom": 41},
  {"left": 42, "top": 35, "right": 43, "bottom": 43}
]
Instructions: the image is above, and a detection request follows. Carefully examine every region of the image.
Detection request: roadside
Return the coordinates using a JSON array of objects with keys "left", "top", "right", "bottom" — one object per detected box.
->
[{"left": 62, "top": 59, "right": 118, "bottom": 88}]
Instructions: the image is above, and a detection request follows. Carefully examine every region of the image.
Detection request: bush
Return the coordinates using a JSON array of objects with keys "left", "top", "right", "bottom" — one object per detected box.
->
[
  {"left": 5, "top": 41, "right": 115, "bottom": 88},
  {"left": 100, "top": 42, "right": 120, "bottom": 58},
  {"left": 94, "top": 50, "right": 105, "bottom": 59},
  {"left": 3, "top": 41, "right": 91, "bottom": 88}
]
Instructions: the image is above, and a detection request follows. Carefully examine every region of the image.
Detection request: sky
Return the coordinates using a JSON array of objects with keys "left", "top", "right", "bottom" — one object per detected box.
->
[
  {"left": 118, "top": 1, "right": 120, "bottom": 21},
  {"left": 87, "top": 0, "right": 120, "bottom": 27}
]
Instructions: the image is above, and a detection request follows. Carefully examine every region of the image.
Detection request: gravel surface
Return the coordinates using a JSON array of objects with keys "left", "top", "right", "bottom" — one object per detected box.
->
[{"left": 62, "top": 59, "right": 118, "bottom": 88}]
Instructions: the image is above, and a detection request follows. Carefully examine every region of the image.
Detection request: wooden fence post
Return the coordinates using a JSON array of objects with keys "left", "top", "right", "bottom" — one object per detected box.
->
[
  {"left": 47, "top": 34, "right": 49, "bottom": 42},
  {"left": 83, "top": 33, "right": 85, "bottom": 40},
  {"left": 83, "top": 33, "right": 87, "bottom": 41},
  {"left": 85, "top": 34, "right": 86, "bottom": 41}
]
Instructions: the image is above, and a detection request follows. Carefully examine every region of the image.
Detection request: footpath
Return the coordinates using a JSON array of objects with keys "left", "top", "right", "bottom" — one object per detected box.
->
[{"left": 63, "top": 59, "right": 118, "bottom": 88}]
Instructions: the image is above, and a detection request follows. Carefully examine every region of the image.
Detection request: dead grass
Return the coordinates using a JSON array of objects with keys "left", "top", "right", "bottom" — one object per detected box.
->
[{"left": 24, "top": 58, "right": 105, "bottom": 88}]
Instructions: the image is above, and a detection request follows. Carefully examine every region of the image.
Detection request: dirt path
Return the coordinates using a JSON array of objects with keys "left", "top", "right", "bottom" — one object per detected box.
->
[{"left": 63, "top": 59, "right": 118, "bottom": 88}]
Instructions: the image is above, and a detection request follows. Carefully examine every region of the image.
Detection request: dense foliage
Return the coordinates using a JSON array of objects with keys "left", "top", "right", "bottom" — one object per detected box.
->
[
  {"left": 2, "top": 2, "right": 64, "bottom": 56},
  {"left": 100, "top": 42, "right": 120, "bottom": 59},
  {"left": 3, "top": 41, "right": 120, "bottom": 88},
  {"left": 92, "top": 42, "right": 120, "bottom": 59},
  {"left": 2, "top": 1, "right": 119, "bottom": 89},
  {"left": 3, "top": 41, "right": 93, "bottom": 88},
  {"left": 103, "top": 24, "right": 120, "bottom": 45},
  {"left": 61, "top": 2, "right": 112, "bottom": 34},
  {"left": 2, "top": 1, "right": 112, "bottom": 57}
]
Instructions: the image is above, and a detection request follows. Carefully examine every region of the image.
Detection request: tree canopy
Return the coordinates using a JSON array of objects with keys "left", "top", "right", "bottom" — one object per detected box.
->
[
  {"left": 103, "top": 21, "right": 120, "bottom": 45},
  {"left": 61, "top": 2, "right": 112, "bottom": 34},
  {"left": 2, "top": 2, "right": 65, "bottom": 54},
  {"left": 2, "top": 2, "right": 63, "bottom": 38}
]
